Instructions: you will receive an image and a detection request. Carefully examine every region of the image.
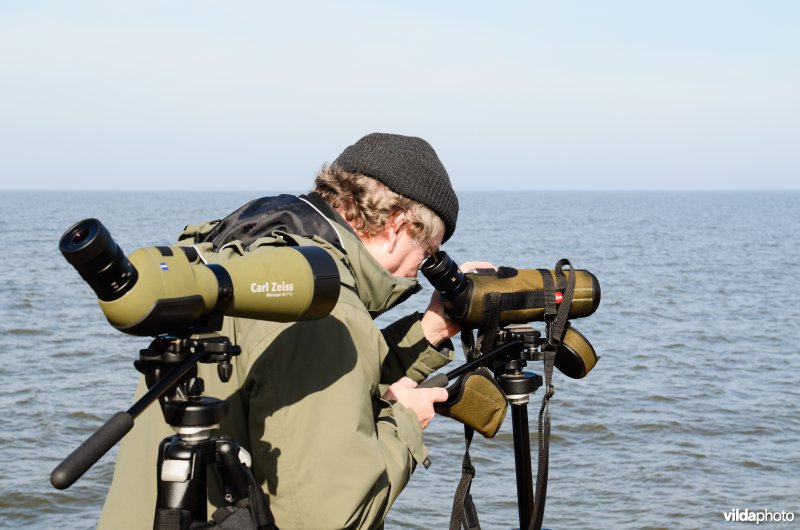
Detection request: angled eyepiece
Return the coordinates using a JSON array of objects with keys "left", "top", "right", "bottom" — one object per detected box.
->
[{"left": 60, "top": 219, "right": 138, "bottom": 302}]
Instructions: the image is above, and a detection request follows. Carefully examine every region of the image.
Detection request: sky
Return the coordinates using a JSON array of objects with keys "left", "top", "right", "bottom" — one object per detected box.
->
[{"left": 1, "top": 1, "right": 798, "bottom": 191}]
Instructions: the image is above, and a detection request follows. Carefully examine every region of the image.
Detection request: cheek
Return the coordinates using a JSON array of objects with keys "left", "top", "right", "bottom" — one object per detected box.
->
[{"left": 396, "top": 251, "right": 423, "bottom": 277}]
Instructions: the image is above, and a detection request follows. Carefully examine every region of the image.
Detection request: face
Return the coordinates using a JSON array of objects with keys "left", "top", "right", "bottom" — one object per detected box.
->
[
  {"left": 360, "top": 213, "right": 443, "bottom": 278},
  {"left": 390, "top": 228, "right": 442, "bottom": 278}
]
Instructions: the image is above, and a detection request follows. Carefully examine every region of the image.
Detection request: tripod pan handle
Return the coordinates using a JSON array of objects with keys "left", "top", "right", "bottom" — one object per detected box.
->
[
  {"left": 418, "top": 373, "right": 449, "bottom": 389},
  {"left": 50, "top": 411, "right": 134, "bottom": 490}
]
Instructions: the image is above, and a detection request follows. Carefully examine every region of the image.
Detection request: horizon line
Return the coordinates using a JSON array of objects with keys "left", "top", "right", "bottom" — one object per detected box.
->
[{"left": 2, "top": 188, "right": 799, "bottom": 193}]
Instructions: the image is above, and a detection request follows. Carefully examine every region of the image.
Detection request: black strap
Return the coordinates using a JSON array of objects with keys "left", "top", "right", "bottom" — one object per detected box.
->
[
  {"left": 536, "top": 269, "right": 555, "bottom": 318},
  {"left": 529, "top": 259, "right": 576, "bottom": 530},
  {"left": 550, "top": 259, "right": 575, "bottom": 347},
  {"left": 449, "top": 426, "right": 481, "bottom": 530},
  {"left": 155, "top": 508, "right": 182, "bottom": 530},
  {"left": 528, "top": 345, "right": 553, "bottom": 530},
  {"left": 445, "top": 331, "right": 482, "bottom": 530},
  {"left": 487, "top": 290, "right": 549, "bottom": 313},
  {"left": 247, "top": 483, "right": 276, "bottom": 529},
  {"left": 477, "top": 292, "right": 503, "bottom": 354},
  {"left": 193, "top": 491, "right": 276, "bottom": 530}
]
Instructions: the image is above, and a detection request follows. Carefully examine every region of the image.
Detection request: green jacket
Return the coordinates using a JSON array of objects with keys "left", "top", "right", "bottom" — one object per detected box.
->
[{"left": 97, "top": 201, "right": 454, "bottom": 529}]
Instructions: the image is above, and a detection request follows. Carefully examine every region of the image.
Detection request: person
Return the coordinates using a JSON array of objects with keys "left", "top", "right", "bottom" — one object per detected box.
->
[{"left": 97, "top": 132, "right": 479, "bottom": 529}]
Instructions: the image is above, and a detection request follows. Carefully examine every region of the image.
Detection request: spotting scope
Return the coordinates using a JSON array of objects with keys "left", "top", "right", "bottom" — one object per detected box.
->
[
  {"left": 60, "top": 218, "right": 340, "bottom": 336},
  {"left": 421, "top": 251, "right": 600, "bottom": 326},
  {"left": 421, "top": 251, "right": 601, "bottom": 379}
]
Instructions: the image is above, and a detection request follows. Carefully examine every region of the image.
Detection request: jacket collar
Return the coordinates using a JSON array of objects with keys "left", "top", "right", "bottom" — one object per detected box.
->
[{"left": 302, "top": 193, "right": 422, "bottom": 317}]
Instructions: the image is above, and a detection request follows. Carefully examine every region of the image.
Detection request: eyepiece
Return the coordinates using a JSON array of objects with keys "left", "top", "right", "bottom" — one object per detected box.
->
[
  {"left": 60, "top": 219, "right": 138, "bottom": 302},
  {"left": 68, "top": 226, "right": 93, "bottom": 247},
  {"left": 420, "top": 251, "right": 470, "bottom": 300},
  {"left": 421, "top": 251, "right": 473, "bottom": 320},
  {"left": 60, "top": 219, "right": 102, "bottom": 258}
]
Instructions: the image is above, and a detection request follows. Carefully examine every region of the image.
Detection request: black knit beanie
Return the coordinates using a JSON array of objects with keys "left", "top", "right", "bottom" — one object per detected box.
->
[{"left": 333, "top": 132, "right": 459, "bottom": 243}]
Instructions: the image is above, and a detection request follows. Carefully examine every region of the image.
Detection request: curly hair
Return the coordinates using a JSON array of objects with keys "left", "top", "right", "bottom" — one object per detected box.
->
[{"left": 313, "top": 164, "right": 444, "bottom": 244}]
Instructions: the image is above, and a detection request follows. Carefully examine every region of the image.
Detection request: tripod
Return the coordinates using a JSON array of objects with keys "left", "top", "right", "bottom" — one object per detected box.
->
[
  {"left": 51, "top": 332, "right": 275, "bottom": 530},
  {"left": 420, "top": 326, "right": 549, "bottom": 530},
  {"left": 142, "top": 334, "right": 275, "bottom": 530}
]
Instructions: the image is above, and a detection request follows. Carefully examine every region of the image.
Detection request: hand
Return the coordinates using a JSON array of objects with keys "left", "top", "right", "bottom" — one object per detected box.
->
[
  {"left": 420, "top": 261, "right": 496, "bottom": 345},
  {"left": 382, "top": 377, "right": 449, "bottom": 429}
]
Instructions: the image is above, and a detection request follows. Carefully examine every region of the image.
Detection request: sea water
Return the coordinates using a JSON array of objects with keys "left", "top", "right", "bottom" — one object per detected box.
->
[{"left": 1, "top": 190, "right": 798, "bottom": 529}]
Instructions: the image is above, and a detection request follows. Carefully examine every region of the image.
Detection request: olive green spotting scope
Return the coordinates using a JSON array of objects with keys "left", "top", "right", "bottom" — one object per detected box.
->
[
  {"left": 60, "top": 219, "right": 340, "bottom": 336},
  {"left": 421, "top": 251, "right": 601, "bottom": 379},
  {"left": 421, "top": 251, "right": 600, "bottom": 327}
]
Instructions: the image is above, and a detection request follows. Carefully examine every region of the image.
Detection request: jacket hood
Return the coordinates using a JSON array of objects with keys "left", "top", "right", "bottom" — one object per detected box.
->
[{"left": 333, "top": 224, "right": 422, "bottom": 318}]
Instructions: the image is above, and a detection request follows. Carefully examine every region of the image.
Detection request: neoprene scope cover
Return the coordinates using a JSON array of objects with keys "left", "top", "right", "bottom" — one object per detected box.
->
[{"left": 434, "top": 367, "right": 508, "bottom": 438}]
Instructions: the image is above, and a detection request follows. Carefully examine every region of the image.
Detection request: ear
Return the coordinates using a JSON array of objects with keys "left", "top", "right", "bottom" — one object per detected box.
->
[{"left": 384, "top": 212, "right": 408, "bottom": 253}]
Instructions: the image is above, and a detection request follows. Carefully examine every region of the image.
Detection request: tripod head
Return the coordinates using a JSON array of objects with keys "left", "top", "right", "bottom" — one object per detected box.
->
[
  {"left": 490, "top": 326, "right": 545, "bottom": 406},
  {"left": 50, "top": 329, "right": 242, "bottom": 490},
  {"left": 136, "top": 333, "right": 240, "bottom": 429},
  {"left": 51, "top": 329, "right": 277, "bottom": 529}
]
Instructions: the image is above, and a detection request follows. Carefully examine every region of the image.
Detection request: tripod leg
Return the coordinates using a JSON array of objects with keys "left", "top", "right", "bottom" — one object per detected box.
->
[
  {"left": 217, "top": 441, "right": 252, "bottom": 501},
  {"left": 215, "top": 440, "right": 276, "bottom": 529},
  {"left": 155, "top": 436, "right": 214, "bottom": 530},
  {"left": 511, "top": 404, "right": 534, "bottom": 530}
]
